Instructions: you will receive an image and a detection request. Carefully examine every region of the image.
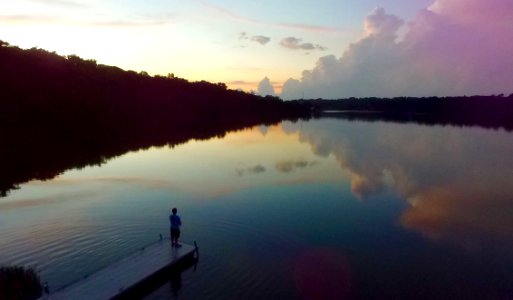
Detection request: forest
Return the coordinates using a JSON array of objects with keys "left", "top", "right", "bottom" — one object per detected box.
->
[
  {"left": 298, "top": 95, "right": 513, "bottom": 130},
  {"left": 0, "top": 40, "right": 309, "bottom": 196}
]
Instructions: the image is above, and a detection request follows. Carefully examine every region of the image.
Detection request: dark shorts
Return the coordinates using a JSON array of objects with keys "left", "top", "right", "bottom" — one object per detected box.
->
[{"left": 170, "top": 228, "right": 180, "bottom": 240}]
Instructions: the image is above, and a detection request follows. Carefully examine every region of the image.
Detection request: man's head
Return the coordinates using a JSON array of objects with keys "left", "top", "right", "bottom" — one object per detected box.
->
[{"left": 172, "top": 208, "right": 177, "bottom": 214}]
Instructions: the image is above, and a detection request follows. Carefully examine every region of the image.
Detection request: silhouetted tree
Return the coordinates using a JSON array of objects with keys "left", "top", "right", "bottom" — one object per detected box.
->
[
  {"left": 0, "top": 266, "right": 42, "bottom": 300},
  {"left": 0, "top": 40, "right": 310, "bottom": 196}
]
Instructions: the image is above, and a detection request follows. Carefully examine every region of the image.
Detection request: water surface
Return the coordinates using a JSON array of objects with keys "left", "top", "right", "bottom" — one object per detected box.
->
[{"left": 1, "top": 118, "right": 513, "bottom": 299}]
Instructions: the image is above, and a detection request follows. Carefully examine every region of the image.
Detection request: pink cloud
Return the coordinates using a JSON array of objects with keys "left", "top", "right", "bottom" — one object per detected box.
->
[
  {"left": 197, "top": 0, "right": 345, "bottom": 34},
  {"left": 281, "top": 0, "right": 513, "bottom": 99},
  {"left": 0, "top": 14, "right": 58, "bottom": 24},
  {"left": 279, "top": 37, "right": 326, "bottom": 51},
  {"left": 0, "top": 14, "right": 170, "bottom": 27},
  {"left": 27, "top": 0, "right": 88, "bottom": 8},
  {"left": 429, "top": 0, "right": 513, "bottom": 24},
  {"left": 364, "top": 7, "right": 403, "bottom": 36}
]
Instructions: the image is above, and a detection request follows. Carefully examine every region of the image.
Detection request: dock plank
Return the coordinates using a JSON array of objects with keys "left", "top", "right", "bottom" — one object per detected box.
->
[{"left": 41, "top": 240, "right": 195, "bottom": 300}]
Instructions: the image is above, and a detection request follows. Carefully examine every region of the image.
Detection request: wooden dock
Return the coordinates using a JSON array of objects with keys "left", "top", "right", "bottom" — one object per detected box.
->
[{"left": 39, "top": 239, "right": 197, "bottom": 300}]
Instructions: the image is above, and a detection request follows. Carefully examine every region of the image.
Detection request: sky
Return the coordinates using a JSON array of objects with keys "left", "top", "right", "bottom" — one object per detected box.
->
[{"left": 1, "top": 0, "right": 512, "bottom": 98}]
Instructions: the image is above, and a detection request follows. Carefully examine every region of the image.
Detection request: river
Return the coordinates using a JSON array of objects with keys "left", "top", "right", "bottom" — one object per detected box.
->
[{"left": 1, "top": 117, "right": 513, "bottom": 299}]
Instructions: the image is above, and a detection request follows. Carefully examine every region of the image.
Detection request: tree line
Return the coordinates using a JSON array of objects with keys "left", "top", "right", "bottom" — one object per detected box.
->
[
  {"left": 0, "top": 40, "right": 309, "bottom": 196},
  {"left": 294, "top": 95, "right": 513, "bottom": 130}
]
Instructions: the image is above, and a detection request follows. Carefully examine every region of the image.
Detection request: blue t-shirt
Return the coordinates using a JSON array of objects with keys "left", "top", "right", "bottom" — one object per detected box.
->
[{"left": 170, "top": 214, "right": 181, "bottom": 229}]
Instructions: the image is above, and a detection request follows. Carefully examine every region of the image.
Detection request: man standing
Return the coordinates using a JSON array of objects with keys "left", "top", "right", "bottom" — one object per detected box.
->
[{"left": 169, "top": 208, "right": 182, "bottom": 247}]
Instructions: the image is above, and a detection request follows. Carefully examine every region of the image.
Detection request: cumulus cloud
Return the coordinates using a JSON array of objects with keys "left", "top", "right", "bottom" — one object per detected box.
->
[
  {"left": 281, "top": 78, "right": 303, "bottom": 99},
  {"left": 280, "top": 37, "right": 326, "bottom": 51},
  {"left": 281, "top": 0, "right": 513, "bottom": 99},
  {"left": 364, "top": 7, "right": 404, "bottom": 36},
  {"left": 257, "top": 76, "right": 276, "bottom": 96},
  {"left": 251, "top": 35, "right": 271, "bottom": 45}
]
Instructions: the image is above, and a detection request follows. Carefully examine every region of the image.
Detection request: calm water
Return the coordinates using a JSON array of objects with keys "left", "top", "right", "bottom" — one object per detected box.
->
[{"left": 2, "top": 118, "right": 513, "bottom": 299}]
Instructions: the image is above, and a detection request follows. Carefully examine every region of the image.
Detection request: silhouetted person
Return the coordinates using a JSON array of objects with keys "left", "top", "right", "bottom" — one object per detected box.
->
[{"left": 169, "top": 208, "right": 182, "bottom": 247}]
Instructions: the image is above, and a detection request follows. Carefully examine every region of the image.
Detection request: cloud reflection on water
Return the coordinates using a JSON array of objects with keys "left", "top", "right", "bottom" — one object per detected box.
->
[
  {"left": 0, "top": 190, "right": 99, "bottom": 212},
  {"left": 285, "top": 119, "right": 513, "bottom": 251},
  {"left": 236, "top": 164, "right": 266, "bottom": 176},
  {"left": 275, "top": 160, "right": 319, "bottom": 173}
]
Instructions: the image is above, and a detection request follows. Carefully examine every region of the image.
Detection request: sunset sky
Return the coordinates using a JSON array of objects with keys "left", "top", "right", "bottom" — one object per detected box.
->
[{"left": 1, "top": 0, "right": 512, "bottom": 98}]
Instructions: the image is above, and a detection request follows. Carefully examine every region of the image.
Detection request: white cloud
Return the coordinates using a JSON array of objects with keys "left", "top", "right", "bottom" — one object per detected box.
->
[
  {"left": 280, "top": 1, "right": 513, "bottom": 99},
  {"left": 251, "top": 35, "right": 270, "bottom": 45},
  {"left": 280, "top": 37, "right": 326, "bottom": 51},
  {"left": 26, "top": 0, "right": 88, "bottom": 8},
  {"left": 257, "top": 76, "right": 276, "bottom": 96},
  {"left": 364, "top": 7, "right": 404, "bottom": 36}
]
